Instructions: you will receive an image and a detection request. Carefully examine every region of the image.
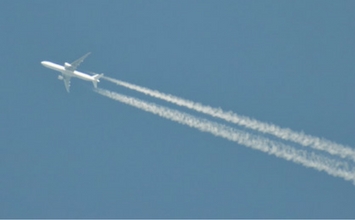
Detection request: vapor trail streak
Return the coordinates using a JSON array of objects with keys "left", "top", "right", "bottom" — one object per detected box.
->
[
  {"left": 95, "top": 88, "right": 355, "bottom": 184},
  {"left": 103, "top": 76, "right": 355, "bottom": 161}
]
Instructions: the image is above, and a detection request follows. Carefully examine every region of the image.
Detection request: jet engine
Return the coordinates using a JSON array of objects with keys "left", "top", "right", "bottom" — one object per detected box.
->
[
  {"left": 58, "top": 75, "right": 63, "bottom": 80},
  {"left": 64, "top": 62, "right": 72, "bottom": 69}
]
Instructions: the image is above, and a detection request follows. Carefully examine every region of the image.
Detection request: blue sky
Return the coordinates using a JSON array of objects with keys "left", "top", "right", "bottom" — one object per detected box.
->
[{"left": 1, "top": 0, "right": 354, "bottom": 218}]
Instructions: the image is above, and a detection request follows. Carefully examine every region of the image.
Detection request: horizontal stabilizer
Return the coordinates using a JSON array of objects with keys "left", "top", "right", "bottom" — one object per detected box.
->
[
  {"left": 93, "top": 73, "right": 104, "bottom": 81},
  {"left": 92, "top": 73, "right": 104, "bottom": 88}
]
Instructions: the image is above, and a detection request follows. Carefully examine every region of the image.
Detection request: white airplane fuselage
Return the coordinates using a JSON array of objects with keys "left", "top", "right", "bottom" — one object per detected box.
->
[
  {"left": 41, "top": 61, "right": 96, "bottom": 82},
  {"left": 41, "top": 53, "right": 103, "bottom": 92}
]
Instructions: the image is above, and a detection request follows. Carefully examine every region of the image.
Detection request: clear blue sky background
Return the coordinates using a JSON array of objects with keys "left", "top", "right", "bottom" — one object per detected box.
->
[{"left": 1, "top": 0, "right": 354, "bottom": 218}]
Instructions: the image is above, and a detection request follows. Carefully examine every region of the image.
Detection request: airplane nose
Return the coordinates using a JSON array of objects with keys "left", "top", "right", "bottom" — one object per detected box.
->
[{"left": 41, "top": 61, "right": 50, "bottom": 67}]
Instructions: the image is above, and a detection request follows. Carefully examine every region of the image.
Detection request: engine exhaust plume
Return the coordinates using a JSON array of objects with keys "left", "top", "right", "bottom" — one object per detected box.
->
[
  {"left": 95, "top": 88, "right": 355, "bottom": 184},
  {"left": 102, "top": 76, "right": 355, "bottom": 162}
]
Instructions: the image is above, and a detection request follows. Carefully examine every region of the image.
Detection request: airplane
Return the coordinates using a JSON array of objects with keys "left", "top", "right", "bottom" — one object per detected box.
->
[{"left": 41, "top": 52, "right": 103, "bottom": 92}]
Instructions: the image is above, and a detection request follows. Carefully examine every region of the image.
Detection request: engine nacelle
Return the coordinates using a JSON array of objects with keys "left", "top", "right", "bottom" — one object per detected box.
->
[
  {"left": 64, "top": 62, "right": 72, "bottom": 69},
  {"left": 58, "top": 75, "right": 63, "bottom": 80}
]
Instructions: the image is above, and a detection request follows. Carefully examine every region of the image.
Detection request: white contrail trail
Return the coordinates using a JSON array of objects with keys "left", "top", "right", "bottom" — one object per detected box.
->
[
  {"left": 102, "top": 76, "right": 355, "bottom": 161},
  {"left": 95, "top": 88, "right": 355, "bottom": 184}
]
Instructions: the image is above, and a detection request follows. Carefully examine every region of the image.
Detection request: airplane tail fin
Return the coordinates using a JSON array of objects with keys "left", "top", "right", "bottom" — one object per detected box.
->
[{"left": 92, "top": 73, "right": 104, "bottom": 88}]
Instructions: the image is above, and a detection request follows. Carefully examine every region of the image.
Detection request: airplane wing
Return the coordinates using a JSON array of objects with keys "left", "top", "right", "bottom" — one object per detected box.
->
[
  {"left": 63, "top": 75, "right": 71, "bottom": 93},
  {"left": 66, "top": 52, "right": 91, "bottom": 71}
]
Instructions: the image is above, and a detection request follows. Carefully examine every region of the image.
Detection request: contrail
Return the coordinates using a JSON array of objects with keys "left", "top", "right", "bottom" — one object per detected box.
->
[
  {"left": 95, "top": 88, "right": 355, "bottom": 184},
  {"left": 102, "top": 76, "right": 355, "bottom": 162}
]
